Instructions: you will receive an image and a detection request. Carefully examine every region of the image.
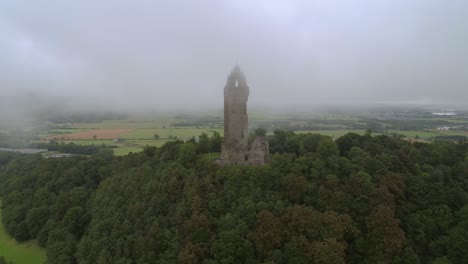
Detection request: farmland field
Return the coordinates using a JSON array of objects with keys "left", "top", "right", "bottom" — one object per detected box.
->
[
  {"left": 31, "top": 110, "right": 468, "bottom": 156},
  {"left": 70, "top": 117, "right": 180, "bottom": 129},
  {"left": 60, "top": 140, "right": 116, "bottom": 145},
  {"left": 127, "top": 140, "right": 167, "bottom": 147},
  {"left": 38, "top": 128, "right": 90, "bottom": 137},
  {"left": 43, "top": 128, "right": 135, "bottom": 140},
  {"left": 294, "top": 129, "right": 367, "bottom": 138},
  {"left": 386, "top": 130, "right": 438, "bottom": 140},
  {"left": 120, "top": 128, "right": 223, "bottom": 140}
]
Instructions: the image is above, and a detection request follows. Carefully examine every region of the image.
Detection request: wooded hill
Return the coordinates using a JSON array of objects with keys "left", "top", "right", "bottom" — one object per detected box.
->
[{"left": 1, "top": 131, "right": 467, "bottom": 264}]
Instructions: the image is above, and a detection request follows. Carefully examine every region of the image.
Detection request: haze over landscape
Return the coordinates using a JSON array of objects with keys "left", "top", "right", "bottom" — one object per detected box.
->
[
  {"left": 2, "top": 2, "right": 468, "bottom": 264},
  {"left": 1, "top": 0, "right": 468, "bottom": 110}
]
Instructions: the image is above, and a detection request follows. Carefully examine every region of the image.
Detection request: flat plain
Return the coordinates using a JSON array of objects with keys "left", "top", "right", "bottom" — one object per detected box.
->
[{"left": 35, "top": 111, "right": 468, "bottom": 156}]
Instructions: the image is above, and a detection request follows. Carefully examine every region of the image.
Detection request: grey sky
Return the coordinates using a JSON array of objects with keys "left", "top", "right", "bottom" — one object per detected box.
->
[{"left": 1, "top": 0, "right": 467, "bottom": 110}]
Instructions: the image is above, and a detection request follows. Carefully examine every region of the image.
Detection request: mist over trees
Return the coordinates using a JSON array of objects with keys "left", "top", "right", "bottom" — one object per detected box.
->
[
  {"left": 1, "top": 131, "right": 468, "bottom": 263},
  {"left": 2, "top": 1, "right": 468, "bottom": 262}
]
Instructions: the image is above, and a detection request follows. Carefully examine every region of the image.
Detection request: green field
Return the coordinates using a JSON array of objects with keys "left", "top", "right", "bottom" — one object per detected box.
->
[
  {"left": 70, "top": 117, "right": 179, "bottom": 129},
  {"left": 120, "top": 128, "right": 223, "bottom": 140},
  {"left": 386, "top": 130, "right": 438, "bottom": 140},
  {"left": 34, "top": 111, "right": 468, "bottom": 157},
  {"left": 38, "top": 128, "right": 90, "bottom": 137},
  {"left": 0, "top": 200, "right": 46, "bottom": 264},
  {"left": 60, "top": 140, "right": 116, "bottom": 146},
  {"left": 294, "top": 129, "right": 367, "bottom": 138},
  {"left": 127, "top": 140, "right": 167, "bottom": 147}
]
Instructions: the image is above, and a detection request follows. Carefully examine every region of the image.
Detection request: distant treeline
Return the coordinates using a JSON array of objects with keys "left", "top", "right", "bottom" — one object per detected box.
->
[
  {"left": 171, "top": 120, "right": 223, "bottom": 128},
  {"left": 434, "top": 135, "right": 467, "bottom": 142},
  {"left": 378, "top": 119, "right": 454, "bottom": 132},
  {"left": 255, "top": 119, "right": 366, "bottom": 132},
  {"left": 46, "top": 111, "right": 468, "bottom": 133},
  {"left": 1, "top": 131, "right": 468, "bottom": 263},
  {"left": 29, "top": 141, "right": 116, "bottom": 155}
]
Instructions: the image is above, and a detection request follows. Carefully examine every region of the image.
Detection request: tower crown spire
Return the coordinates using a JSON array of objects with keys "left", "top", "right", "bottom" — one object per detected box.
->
[{"left": 225, "top": 65, "right": 249, "bottom": 96}]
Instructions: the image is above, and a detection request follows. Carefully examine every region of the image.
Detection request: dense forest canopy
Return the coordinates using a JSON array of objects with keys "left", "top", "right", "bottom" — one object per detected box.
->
[{"left": 1, "top": 131, "right": 468, "bottom": 263}]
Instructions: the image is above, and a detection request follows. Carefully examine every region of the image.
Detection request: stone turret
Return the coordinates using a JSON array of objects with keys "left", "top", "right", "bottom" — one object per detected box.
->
[{"left": 220, "top": 66, "right": 269, "bottom": 165}]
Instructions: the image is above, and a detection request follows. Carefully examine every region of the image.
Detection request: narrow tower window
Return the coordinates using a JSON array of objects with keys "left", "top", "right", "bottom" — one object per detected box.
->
[{"left": 235, "top": 80, "right": 238, "bottom": 87}]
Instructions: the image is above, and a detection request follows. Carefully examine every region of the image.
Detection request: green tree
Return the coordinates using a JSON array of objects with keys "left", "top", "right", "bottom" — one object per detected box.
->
[
  {"left": 283, "top": 174, "right": 309, "bottom": 203},
  {"left": 447, "top": 205, "right": 468, "bottom": 263},
  {"left": 197, "top": 133, "right": 212, "bottom": 154},
  {"left": 312, "top": 238, "right": 346, "bottom": 264},
  {"left": 25, "top": 206, "right": 50, "bottom": 238},
  {"left": 178, "top": 142, "right": 198, "bottom": 165},
  {"left": 301, "top": 133, "right": 321, "bottom": 154},
  {"left": 316, "top": 137, "right": 339, "bottom": 158},
  {"left": 210, "top": 215, "right": 254, "bottom": 263},
  {"left": 366, "top": 205, "right": 406, "bottom": 261},
  {"left": 255, "top": 128, "right": 267, "bottom": 137},
  {"left": 210, "top": 130, "right": 222, "bottom": 152},
  {"left": 253, "top": 210, "right": 283, "bottom": 251}
]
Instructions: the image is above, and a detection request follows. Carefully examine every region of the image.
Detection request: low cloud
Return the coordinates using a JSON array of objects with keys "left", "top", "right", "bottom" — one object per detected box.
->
[{"left": 1, "top": 0, "right": 467, "bottom": 110}]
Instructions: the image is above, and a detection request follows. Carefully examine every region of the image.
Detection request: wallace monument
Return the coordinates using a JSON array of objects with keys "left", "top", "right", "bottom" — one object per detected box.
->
[{"left": 220, "top": 66, "right": 270, "bottom": 165}]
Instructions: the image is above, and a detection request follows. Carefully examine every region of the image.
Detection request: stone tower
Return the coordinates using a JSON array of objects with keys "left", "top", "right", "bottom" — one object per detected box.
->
[{"left": 220, "top": 66, "right": 269, "bottom": 165}]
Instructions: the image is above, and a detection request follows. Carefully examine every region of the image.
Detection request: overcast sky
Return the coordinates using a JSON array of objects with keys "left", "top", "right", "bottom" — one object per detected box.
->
[{"left": 1, "top": 0, "right": 467, "bottom": 110}]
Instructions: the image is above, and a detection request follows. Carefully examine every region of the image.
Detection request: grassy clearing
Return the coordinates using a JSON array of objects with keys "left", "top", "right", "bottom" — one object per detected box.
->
[
  {"left": 120, "top": 128, "right": 223, "bottom": 140},
  {"left": 0, "top": 200, "right": 46, "bottom": 264}
]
